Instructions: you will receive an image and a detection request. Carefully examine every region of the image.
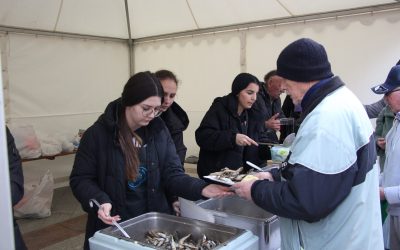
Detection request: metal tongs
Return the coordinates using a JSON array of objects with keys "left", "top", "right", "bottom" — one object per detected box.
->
[{"left": 89, "top": 199, "right": 131, "bottom": 238}]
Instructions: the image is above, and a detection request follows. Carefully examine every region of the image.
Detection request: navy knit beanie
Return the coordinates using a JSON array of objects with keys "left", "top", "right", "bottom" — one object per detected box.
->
[
  {"left": 121, "top": 71, "right": 164, "bottom": 107},
  {"left": 276, "top": 38, "right": 333, "bottom": 82},
  {"left": 231, "top": 73, "right": 259, "bottom": 95}
]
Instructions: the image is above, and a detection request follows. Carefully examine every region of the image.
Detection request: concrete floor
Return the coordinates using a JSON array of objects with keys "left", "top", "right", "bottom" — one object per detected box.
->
[{"left": 17, "top": 186, "right": 86, "bottom": 249}]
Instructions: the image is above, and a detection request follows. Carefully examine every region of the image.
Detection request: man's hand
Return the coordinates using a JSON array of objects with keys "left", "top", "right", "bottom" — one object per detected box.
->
[
  {"left": 265, "top": 113, "right": 281, "bottom": 131},
  {"left": 254, "top": 171, "right": 274, "bottom": 181},
  {"left": 231, "top": 179, "right": 258, "bottom": 201},
  {"left": 379, "top": 187, "right": 386, "bottom": 201}
]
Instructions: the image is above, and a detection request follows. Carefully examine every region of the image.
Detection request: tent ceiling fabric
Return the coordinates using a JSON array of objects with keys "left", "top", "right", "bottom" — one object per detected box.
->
[
  {"left": 278, "top": 0, "right": 394, "bottom": 15},
  {"left": 0, "top": 0, "right": 398, "bottom": 39},
  {"left": 58, "top": 0, "right": 128, "bottom": 38},
  {"left": 185, "top": 0, "right": 290, "bottom": 29}
]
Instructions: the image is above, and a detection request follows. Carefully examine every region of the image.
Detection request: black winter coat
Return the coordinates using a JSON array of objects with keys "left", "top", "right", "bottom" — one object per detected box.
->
[
  {"left": 195, "top": 94, "right": 265, "bottom": 178},
  {"left": 69, "top": 99, "right": 208, "bottom": 249},
  {"left": 160, "top": 102, "right": 189, "bottom": 165},
  {"left": 7, "top": 126, "right": 27, "bottom": 250},
  {"left": 257, "top": 83, "right": 285, "bottom": 143}
]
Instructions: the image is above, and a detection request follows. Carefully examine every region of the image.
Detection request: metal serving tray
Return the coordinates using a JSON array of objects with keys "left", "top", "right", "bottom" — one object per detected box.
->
[
  {"left": 181, "top": 196, "right": 280, "bottom": 250},
  {"left": 89, "top": 212, "right": 258, "bottom": 250}
]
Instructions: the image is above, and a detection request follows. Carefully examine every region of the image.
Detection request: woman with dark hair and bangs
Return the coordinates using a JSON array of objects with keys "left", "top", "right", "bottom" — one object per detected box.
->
[
  {"left": 195, "top": 72, "right": 266, "bottom": 179},
  {"left": 70, "top": 71, "right": 231, "bottom": 249}
]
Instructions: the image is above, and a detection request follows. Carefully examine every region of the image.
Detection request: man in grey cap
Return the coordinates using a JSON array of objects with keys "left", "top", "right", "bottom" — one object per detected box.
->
[
  {"left": 232, "top": 38, "right": 383, "bottom": 249},
  {"left": 372, "top": 65, "right": 400, "bottom": 250}
]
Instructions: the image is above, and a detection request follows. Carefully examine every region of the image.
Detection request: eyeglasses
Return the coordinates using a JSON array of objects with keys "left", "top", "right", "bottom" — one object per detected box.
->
[{"left": 141, "top": 105, "right": 163, "bottom": 117}]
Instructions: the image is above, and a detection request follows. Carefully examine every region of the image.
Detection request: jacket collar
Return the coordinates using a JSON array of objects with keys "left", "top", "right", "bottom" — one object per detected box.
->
[{"left": 298, "top": 76, "right": 344, "bottom": 124}]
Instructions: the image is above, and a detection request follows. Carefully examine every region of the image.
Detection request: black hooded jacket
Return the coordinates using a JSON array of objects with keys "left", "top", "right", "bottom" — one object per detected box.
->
[
  {"left": 160, "top": 102, "right": 189, "bottom": 165},
  {"left": 70, "top": 98, "right": 208, "bottom": 249},
  {"left": 195, "top": 94, "right": 265, "bottom": 178}
]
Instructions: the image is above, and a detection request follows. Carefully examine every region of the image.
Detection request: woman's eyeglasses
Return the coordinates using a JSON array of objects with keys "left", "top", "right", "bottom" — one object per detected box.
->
[{"left": 141, "top": 105, "right": 163, "bottom": 117}]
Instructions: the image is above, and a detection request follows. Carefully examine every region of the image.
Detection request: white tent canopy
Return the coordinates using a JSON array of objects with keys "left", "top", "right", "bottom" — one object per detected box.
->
[
  {"left": 1, "top": 1, "right": 400, "bottom": 248},
  {"left": 0, "top": 0, "right": 398, "bottom": 39}
]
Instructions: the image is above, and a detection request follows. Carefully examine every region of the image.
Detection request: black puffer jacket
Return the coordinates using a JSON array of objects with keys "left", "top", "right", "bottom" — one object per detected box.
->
[
  {"left": 195, "top": 94, "right": 265, "bottom": 178},
  {"left": 70, "top": 98, "right": 208, "bottom": 249},
  {"left": 160, "top": 102, "right": 189, "bottom": 165}
]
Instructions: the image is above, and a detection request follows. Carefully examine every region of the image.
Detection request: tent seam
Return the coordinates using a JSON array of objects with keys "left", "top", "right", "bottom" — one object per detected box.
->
[
  {"left": 185, "top": 0, "right": 200, "bottom": 29},
  {"left": 54, "top": 0, "right": 64, "bottom": 32}
]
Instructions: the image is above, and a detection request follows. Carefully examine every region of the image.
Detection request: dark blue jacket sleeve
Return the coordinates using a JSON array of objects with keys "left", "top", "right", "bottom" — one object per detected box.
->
[
  {"left": 6, "top": 126, "right": 24, "bottom": 206},
  {"left": 159, "top": 128, "right": 208, "bottom": 200},
  {"left": 251, "top": 163, "right": 357, "bottom": 222}
]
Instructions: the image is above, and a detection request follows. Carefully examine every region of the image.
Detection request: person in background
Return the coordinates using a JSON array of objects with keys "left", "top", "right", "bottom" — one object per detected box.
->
[
  {"left": 375, "top": 106, "right": 395, "bottom": 171},
  {"left": 280, "top": 95, "right": 302, "bottom": 143},
  {"left": 258, "top": 70, "right": 285, "bottom": 144},
  {"left": 70, "top": 72, "right": 231, "bottom": 249},
  {"left": 375, "top": 105, "right": 394, "bottom": 248},
  {"left": 6, "top": 126, "right": 27, "bottom": 250},
  {"left": 155, "top": 70, "right": 189, "bottom": 166},
  {"left": 232, "top": 38, "right": 383, "bottom": 249},
  {"left": 372, "top": 65, "right": 400, "bottom": 250},
  {"left": 195, "top": 73, "right": 265, "bottom": 178},
  {"left": 364, "top": 59, "right": 400, "bottom": 119},
  {"left": 364, "top": 98, "right": 386, "bottom": 118},
  {"left": 155, "top": 69, "right": 189, "bottom": 216}
]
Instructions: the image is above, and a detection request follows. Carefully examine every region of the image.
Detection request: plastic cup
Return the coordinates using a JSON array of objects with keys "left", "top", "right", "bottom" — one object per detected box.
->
[{"left": 280, "top": 118, "right": 294, "bottom": 134}]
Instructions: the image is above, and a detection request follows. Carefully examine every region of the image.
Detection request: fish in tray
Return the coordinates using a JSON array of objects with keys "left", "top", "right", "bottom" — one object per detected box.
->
[
  {"left": 204, "top": 167, "right": 259, "bottom": 185},
  {"left": 145, "top": 230, "right": 219, "bottom": 249}
]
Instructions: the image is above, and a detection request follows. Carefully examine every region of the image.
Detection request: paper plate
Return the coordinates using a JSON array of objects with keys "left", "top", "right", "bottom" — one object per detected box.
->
[{"left": 203, "top": 175, "right": 235, "bottom": 186}]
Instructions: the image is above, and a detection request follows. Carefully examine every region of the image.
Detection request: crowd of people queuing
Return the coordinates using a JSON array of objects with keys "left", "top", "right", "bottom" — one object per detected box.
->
[{"left": 6, "top": 38, "right": 399, "bottom": 249}]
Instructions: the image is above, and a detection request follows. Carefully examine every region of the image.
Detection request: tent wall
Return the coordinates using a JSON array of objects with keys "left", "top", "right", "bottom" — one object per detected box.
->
[
  {"left": 1, "top": 33, "right": 130, "bottom": 187},
  {"left": 134, "top": 9, "right": 400, "bottom": 157},
  {"left": 2, "top": 33, "right": 130, "bottom": 136}
]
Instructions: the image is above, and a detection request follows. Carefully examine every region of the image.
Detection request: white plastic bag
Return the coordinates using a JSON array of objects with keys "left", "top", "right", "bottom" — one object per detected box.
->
[
  {"left": 38, "top": 134, "right": 62, "bottom": 156},
  {"left": 9, "top": 124, "right": 42, "bottom": 159},
  {"left": 14, "top": 170, "right": 54, "bottom": 218}
]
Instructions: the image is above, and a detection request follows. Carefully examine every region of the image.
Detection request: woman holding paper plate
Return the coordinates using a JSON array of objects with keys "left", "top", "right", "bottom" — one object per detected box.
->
[{"left": 195, "top": 73, "right": 266, "bottom": 179}]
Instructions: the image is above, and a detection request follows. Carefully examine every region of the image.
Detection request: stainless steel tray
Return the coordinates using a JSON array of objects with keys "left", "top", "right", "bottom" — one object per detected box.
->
[
  {"left": 94, "top": 212, "right": 256, "bottom": 249},
  {"left": 182, "top": 196, "right": 280, "bottom": 250}
]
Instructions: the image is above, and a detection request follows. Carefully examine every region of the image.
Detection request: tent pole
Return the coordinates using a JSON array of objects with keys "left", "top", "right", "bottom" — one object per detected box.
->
[
  {"left": 0, "top": 26, "right": 125, "bottom": 43},
  {"left": 0, "top": 48, "right": 15, "bottom": 250},
  {"left": 124, "top": 0, "right": 134, "bottom": 75}
]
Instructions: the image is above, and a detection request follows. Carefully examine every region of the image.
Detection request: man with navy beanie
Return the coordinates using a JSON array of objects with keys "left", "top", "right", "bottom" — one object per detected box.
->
[{"left": 232, "top": 38, "right": 383, "bottom": 249}]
